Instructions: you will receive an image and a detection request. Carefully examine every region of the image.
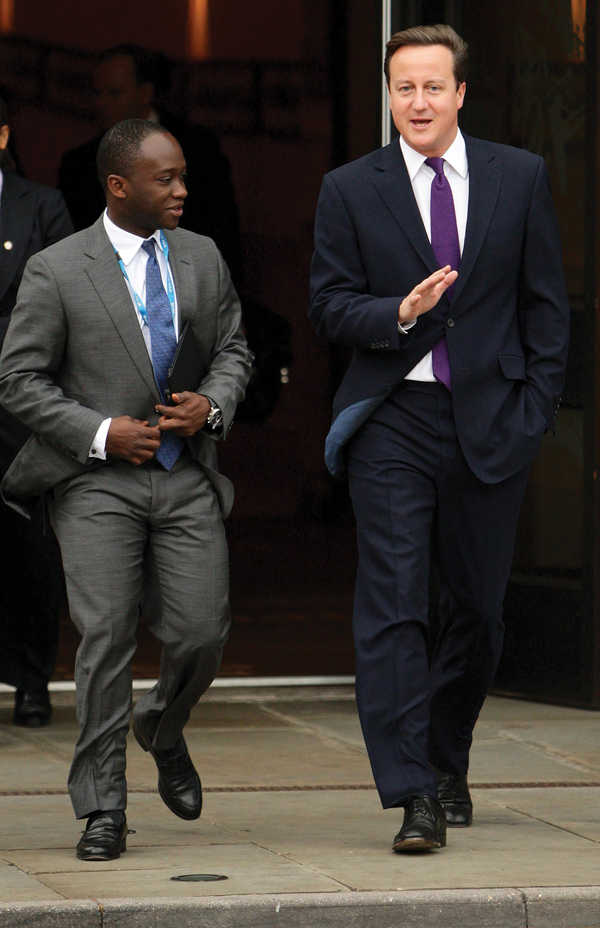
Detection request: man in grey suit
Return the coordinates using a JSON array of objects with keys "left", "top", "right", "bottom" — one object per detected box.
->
[{"left": 0, "top": 119, "right": 252, "bottom": 860}]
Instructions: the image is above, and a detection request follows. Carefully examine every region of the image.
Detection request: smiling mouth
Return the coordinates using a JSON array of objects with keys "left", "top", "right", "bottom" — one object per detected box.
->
[
  {"left": 411, "top": 119, "right": 432, "bottom": 128},
  {"left": 168, "top": 205, "right": 184, "bottom": 214}
]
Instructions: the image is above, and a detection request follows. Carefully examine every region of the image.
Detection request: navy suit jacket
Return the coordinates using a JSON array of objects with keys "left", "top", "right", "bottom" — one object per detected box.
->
[
  {"left": 309, "top": 134, "right": 570, "bottom": 484},
  {"left": 0, "top": 171, "right": 73, "bottom": 471}
]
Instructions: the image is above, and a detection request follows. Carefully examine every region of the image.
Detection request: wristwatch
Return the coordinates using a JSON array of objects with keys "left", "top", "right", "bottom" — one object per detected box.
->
[{"left": 205, "top": 397, "right": 223, "bottom": 430}]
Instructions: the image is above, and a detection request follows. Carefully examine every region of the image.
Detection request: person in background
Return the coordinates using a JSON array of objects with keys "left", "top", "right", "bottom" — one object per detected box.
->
[
  {"left": 57, "top": 44, "right": 242, "bottom": 286},
  {"left": 0, "top": 93, "right": 73, "bottom": 726}
]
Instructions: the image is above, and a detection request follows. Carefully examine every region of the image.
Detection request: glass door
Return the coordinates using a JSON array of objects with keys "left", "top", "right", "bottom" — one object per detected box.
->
[{"left": 385, "top": 0, "right": 599, "bottom": 705}]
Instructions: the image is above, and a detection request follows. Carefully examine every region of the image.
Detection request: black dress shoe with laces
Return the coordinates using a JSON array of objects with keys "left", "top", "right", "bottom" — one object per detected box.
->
[
  {"left": 435, "top": 770, "right": 473, "bottom": 827},
  {"left": 14, "top": 688, "right": 52, "bottom": 728},
  {"left": 76, "top": 810, "right": 127, "bottom": 861},
  {"left": 133, "top": 720, "right": 202, "bottom": 820},
  {"left": 392, "top": 795, "right": 446, "bottom": 853}
]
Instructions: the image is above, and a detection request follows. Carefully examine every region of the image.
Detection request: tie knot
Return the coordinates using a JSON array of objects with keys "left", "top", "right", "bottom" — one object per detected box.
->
[
  {"left": 142, "top": 238, "right": 157, "bottom": 258},
  {"left": 425, "top": 157, "right": 445, "bottom": 175}
]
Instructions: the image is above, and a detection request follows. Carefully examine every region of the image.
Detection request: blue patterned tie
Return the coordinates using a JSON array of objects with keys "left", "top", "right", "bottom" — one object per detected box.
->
[
  {"left": 424, "top": 157, "right": 461, "bottom": 392},
  {"left": 142, "top": 238, "right": 184, "bottom": 470}
]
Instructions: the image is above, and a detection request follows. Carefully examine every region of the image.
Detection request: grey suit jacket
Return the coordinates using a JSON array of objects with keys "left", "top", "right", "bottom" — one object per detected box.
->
[{"left": 0, "top": 216, "right": 252, "bottom": 518}]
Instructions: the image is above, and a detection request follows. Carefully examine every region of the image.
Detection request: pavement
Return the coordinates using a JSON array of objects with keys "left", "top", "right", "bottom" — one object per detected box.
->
[{"left": 1, "top": 684, "right": 600, "bottom": 926}]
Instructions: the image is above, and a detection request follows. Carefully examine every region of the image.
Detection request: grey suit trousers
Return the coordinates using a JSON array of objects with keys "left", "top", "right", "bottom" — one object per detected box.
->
[{"left": 48, "top": 451, "right": 230, "bottom": 820}]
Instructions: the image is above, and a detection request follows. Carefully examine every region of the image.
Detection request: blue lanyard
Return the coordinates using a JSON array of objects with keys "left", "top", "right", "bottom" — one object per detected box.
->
[{"left": 113, "top": 231, "right": 176, "bottom": 327}]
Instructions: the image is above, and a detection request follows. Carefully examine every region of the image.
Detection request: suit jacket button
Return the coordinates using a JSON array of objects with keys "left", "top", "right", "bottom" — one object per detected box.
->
[{"left": 447, "top": 318, "right": 455, "bottom": 328}]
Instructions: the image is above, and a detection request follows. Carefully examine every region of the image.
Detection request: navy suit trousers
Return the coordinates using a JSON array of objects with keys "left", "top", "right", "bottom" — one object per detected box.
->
[{"left": 347, "top": 381, "right": 530, "bottom": 809}]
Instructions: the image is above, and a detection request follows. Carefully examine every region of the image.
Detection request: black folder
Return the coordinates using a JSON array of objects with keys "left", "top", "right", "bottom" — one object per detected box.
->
[{"left": 166, "top": 322, "right": 204, "bottom": 402}]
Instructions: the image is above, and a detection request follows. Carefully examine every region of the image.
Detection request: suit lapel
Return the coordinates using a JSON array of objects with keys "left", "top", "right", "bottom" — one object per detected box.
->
[
  {"left": 0, "top": 173, "right": 35, "bottom": 303},
  {"left": 451, "top": 135, "right": 503, "bottom": 309},
  {"left": 372, "top": 140, "right": 437, "bottom": 274},
  {"left": 163, "top": 230, "right": 196, "bottom": 329},
  {"left": 83, "top": 218, "right": 160, "bottom": 402}
]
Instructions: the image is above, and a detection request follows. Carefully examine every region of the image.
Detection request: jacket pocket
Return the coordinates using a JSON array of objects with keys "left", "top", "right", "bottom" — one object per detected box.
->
[{"left": 498, "top": 353, "right": 526, "bottom": 381}]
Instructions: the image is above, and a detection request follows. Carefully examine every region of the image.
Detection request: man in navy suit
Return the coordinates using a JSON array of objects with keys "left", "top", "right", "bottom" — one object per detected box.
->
[
  {"left": 309, "top": 25, "right": 569, "bottom": 853},
  {"left": 0, "top": 94, "right": 73, "bottom": 727}
]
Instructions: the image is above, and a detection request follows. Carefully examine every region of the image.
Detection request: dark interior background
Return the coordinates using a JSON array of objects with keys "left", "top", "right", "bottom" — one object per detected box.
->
[{"left": 0, "top": 0, "right": 597, "bottom": 703}]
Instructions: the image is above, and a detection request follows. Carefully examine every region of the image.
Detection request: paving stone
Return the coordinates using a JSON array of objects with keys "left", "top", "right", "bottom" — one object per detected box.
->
[
  {"left": 484, "top": 787, "right": 600, "bottom": 842},
  {"left": 201, "top": 790, "right": 600, "bottom": 892},
  {"left": 467, "top": 740, "right": 599, "bottom": 784},
  {"left": 0, "top": 861, "right": 63, "bottom": 903},
  {"left": 32, "top": 843, "right": 345, "bottom": 899},
  {"left": 1, "top": 689, "right": 600, "bottom": 918},
  {"left": 186, "top": 702, "right": 292, "bottom": 729}
]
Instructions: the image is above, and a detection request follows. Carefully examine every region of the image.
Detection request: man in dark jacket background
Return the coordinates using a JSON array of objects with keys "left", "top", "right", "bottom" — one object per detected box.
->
[
  {"left": 57, "top": 44, "right": 242, "bottom": 286},
  {"left": 0, "top": 93, "right": 73, "bottom": 726}
]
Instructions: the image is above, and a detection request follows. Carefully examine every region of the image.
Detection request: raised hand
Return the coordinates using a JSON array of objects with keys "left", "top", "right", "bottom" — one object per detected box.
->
[{"left": 399, "top": 266, "right": 458, "bottom": 325}]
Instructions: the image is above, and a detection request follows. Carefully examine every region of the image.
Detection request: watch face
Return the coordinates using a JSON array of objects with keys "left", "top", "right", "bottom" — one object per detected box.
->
[{"left": 208, "top": 406, "right": 223, "bottom": 428}]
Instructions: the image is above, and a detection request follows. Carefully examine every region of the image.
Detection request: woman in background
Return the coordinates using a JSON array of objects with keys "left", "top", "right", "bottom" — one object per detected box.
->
[{"left": 0, "top": 93, "right": 73, "bottom": 726}]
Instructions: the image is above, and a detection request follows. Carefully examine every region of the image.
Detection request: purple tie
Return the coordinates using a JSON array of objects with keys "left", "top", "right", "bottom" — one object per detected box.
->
[{"left": 425, "top": 157, "right": 461, "bottom": 391}]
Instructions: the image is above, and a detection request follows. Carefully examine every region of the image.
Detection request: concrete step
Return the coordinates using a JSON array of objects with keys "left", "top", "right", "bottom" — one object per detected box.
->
[{"left": 2, "top": 887, "right": 600, "bottom": 928}]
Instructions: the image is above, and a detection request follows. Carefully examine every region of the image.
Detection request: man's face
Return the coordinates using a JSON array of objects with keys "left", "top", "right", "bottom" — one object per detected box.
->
[
  {"left": 120, "top": 133, "right": 187, "bottom": 234},
  {"left": 388, "top": 44, "right": 465, "bottom": 157},
  {"left": 95, "top": 55, "right": 153, "bottom": 128}
]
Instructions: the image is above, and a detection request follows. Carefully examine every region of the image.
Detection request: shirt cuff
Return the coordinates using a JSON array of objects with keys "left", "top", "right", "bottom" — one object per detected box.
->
[
  {"left": 89, "top": 418, "right": 111, "bottom": 460},
  {"left": 398, "top": 319, "right": 417, "bottom": 334}
]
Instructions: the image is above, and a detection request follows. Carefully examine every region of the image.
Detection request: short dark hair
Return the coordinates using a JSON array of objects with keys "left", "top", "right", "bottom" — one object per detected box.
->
[
  {"left": 100, "top": 44, "right": 171, "bottom": 97},
  {"left": 96, "top": 118, "right": 170, "bottom": 189},
  {"left": 384, "top": 24, "right": 468, "bottom": 87}
]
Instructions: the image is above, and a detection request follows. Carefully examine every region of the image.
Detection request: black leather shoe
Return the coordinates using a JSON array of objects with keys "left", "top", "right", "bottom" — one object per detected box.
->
[
  {"left": 392, "top": 795, "right": 446, "bottom": 853},
  {"left": 133, "top": 720, "right": 202, "bottom": 820},
  {"left": 14, "top": 688, "right": 52, "bottom": 727},
  {"left": 436, "top": 770, "right": 473, "bottom": 827},
  {"left": 76, "top": 811, "right": 127, "bottom": 861}
]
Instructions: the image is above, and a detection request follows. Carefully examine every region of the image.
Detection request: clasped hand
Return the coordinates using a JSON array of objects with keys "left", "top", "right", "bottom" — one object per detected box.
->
[
  {"left": 106, "top": 393, "right": 210, "bottom": 465},
  {"left": 398, "top": 266, "right": 458, "bottom": 325}
]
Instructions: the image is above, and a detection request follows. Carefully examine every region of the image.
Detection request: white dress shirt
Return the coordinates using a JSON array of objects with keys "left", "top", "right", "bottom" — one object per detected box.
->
[
  {"left": 89, "top": 211, "right": 179, "bottom": 458},
  {"left": 400, "top": 129, "right": 469, "bottom": 381}
]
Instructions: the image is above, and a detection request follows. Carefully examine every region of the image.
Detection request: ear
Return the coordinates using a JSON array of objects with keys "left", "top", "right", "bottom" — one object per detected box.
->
[
  {"left": 457, "top": 81, "right": 466, "bottom": 110},
  {"left": 106, "top": 174, "right": 127, "bottom": 199},
  {"left": 0, "top": 125, "right": 10, "bottom": 151}
]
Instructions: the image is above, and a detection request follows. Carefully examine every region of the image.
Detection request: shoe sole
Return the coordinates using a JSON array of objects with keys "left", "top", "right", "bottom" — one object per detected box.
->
[
  {"left": 133, "top": 719, "right": 202, "bottom": 821},
  {"left": 393, "top": 834, "right": 446, "bottom": 852}
]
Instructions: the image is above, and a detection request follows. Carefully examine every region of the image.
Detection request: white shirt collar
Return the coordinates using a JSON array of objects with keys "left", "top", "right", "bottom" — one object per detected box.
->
[
  {"left": 103, "top": 210, "right": 162, "bottom": 265},
  {"left": 399, "top": 128, "right": 468, "bottom": 181}
]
